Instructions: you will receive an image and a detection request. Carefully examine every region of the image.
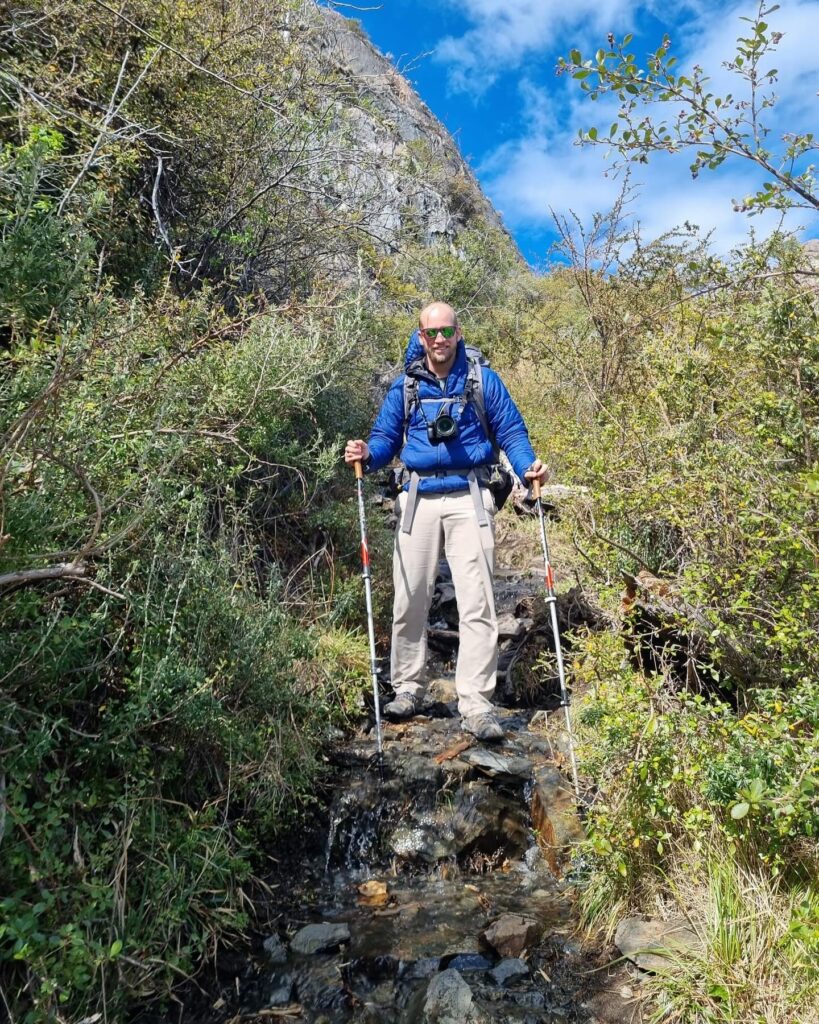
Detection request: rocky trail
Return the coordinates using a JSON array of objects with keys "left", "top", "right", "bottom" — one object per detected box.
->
[{"left": 191, "top": 511, "right": 646, "bottom": 1024}]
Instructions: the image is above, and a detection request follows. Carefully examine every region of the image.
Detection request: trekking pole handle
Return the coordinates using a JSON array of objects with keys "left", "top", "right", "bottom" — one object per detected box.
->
[
  {"left": 354, "top": 460, "right": 364, "bottom": 480},
  {"left": 532, "top": 477, "right": 541, "bottom": 501}
]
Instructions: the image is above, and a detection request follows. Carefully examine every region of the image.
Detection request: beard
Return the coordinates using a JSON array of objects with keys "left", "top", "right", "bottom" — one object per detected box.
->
[{"left": 427, "top": 345, "right": 455, "bottom": 365}]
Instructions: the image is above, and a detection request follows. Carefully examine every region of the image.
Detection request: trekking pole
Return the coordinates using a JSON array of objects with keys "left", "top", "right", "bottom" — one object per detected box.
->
[
  {"left": 353, "top": 459, "right": 385, "bottom": 779},
  {"left": 532, "top": 477, "right": 580, "bottom": 799}
]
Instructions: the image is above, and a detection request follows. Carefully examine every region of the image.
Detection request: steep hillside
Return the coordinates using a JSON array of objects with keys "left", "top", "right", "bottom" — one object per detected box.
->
[{"left": 310, "top": 7, "right": 511, "bottom": 248}]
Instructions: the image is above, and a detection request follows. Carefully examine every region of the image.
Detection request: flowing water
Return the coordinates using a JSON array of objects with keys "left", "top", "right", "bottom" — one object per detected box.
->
[
  {"left": 190, "top": 561, "right": 640, "bottom": 1023},
  {"left": 236, "top": 669, "right": 638, "bottom": 1021}
]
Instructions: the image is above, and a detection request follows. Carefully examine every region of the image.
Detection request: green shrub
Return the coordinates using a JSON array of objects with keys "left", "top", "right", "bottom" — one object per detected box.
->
[
  {"left": 0, "top": 290, "right": 382, "bottom": 1020},
  {"left": 573, "top": 632, "right": 818, "bottom": 907}
]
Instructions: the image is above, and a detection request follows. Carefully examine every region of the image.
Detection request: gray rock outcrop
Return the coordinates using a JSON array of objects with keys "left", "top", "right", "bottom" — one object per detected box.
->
[
  {"left": 614, "top": 917, "right": 701, "bottom": 972},
  {"left": 306, "top": 8, "right": 516, "bottom": 252}
]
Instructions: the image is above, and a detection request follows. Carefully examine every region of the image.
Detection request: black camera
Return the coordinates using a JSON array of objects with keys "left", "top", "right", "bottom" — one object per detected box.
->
[{"left": 426, "top": 411, "right": 458, "bottom": 444}]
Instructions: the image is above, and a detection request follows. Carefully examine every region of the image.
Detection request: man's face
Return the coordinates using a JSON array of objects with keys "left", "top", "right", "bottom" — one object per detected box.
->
[{"left": 419, "top": 306, "right": 460, "bottom": 373}]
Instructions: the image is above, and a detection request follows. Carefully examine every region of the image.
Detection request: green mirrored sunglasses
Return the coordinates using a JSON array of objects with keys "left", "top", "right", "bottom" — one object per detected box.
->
[{"left": 420, "top": 326, "right": 456, "bottom": 341}]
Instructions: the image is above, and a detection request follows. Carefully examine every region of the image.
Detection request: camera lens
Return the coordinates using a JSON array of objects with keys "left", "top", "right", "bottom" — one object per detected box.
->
[{"left": 435, "top": 414, "right": 457, "bottom": 439}]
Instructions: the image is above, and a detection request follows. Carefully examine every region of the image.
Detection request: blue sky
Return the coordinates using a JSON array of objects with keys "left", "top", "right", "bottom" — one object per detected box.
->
[{"left": 345, "top": 0, "right": 819, "bottom": 265}]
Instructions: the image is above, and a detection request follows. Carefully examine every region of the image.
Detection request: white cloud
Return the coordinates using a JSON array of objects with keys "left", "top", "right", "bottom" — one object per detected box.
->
[
  {"left": 432, "top": 0, "right": 723, "bottom": 94},
  {"left": 435, "top": 0, "right": 652, "bottom": 93},
  {"left": 476, "top": 0, "right": 819, "bottom": 251}
]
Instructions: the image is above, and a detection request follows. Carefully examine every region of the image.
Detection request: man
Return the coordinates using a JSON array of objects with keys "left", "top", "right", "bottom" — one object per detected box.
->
[{"left": 345, "top": 301, "right": 547, "bottom": 742}]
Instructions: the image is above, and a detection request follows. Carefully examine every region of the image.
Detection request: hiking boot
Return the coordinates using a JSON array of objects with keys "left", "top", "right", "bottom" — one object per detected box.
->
[
  {"left": 462, "top": 712, "right": 504, "bottom": 742},
  {"left": 384, "top": 691, "right": 422, "bottom": 721}
]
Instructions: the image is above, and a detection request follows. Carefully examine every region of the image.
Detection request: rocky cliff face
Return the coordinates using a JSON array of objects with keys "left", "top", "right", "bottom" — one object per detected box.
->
[{"left": 306, "top": 7, "right": 514, "bottom": 253}]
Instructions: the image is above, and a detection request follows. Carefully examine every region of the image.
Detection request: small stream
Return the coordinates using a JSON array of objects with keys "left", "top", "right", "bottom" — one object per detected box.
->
[
  {"left": 231, "top": 692, "right": 637, "bottom": 1023},
  {"left": 214, "top": 559, "right": 640, "bottom": 1024}
]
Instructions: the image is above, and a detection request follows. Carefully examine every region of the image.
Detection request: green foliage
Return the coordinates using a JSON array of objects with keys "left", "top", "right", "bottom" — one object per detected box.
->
[
  {"left": 0, "top": 126, "right": 97, "bottom": 342},
  {"left": 640, "top": 857, "right": 819, "bottom": 1024},
  {"left": 512, "top": 201, "right": 819, "bottom": 1022},
  {"left": 574, "top": 632, "right": 818, "bottom": 896},
  {"left": 0, "top": 284, "right": 385, "bottom": 1019},
  {"left": 520, "top": 229, "right": 819, "bottom": 688}
]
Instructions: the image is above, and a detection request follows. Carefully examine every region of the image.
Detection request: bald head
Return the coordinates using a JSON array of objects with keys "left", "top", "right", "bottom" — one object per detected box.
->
[
  {"left": 418, "top": 301, "right": 461, "bottom": 378},
  {"left": 419, "top": 302, "right": 458, "bottom": 330}
]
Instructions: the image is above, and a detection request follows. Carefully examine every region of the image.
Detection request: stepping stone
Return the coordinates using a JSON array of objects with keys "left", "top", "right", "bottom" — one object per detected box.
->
[{"left": 290, "top": 922, "right": 350, "bottom": 955}]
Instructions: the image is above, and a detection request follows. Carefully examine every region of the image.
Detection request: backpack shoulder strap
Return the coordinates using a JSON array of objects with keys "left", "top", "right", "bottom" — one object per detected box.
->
[
  {"left": 403, "top": 372, "right": 420, "bottom": 441},
  {"left": 465, "top": 356, "right": 499, "bottom": 458}
]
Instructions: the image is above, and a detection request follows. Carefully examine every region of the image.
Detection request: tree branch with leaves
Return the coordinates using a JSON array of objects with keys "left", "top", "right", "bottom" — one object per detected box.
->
[{"left": 558, "top": 1, "right": 817, "bottom": 215}]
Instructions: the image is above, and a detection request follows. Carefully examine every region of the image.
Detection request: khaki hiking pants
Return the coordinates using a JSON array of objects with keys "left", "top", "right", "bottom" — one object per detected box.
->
[{"left": 391, "top": 488, "right": 497, "bottom": 719}]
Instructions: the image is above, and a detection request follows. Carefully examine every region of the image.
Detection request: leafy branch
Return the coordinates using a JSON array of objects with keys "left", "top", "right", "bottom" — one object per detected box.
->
[{"left": 558, "top": 1, "right": 818, "bottom": 214}]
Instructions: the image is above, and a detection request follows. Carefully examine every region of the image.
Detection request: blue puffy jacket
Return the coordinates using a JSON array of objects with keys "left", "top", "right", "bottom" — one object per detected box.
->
[{"left": 366, "top": 339, "right": 536, "bottom": 493}]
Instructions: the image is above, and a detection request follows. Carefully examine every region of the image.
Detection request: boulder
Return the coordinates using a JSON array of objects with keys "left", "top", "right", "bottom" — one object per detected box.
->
[
  {"left": 449, "top": 787, "right": 529, "bottom": 862},
  {"left": 481, "top": 914, "right": 542, "bottom": 958},
  {"left": 442, "top": 952, "right": 493, "bottom": 973},
  {"left": 462, "top": 749, "right": 532, "bottom": 781},
  {"left": 290, "top": 922, "right": 350, "bottom": 955},
  {"left": 489, "top": 957, "right": 530, "bottom": 986},
  {"left": 422, "top": 969, "right": 484, "bottom": 1023},
  {"left": 530, "top": 765, "right": 584, "bottom": 877},
  {"left": 614, "top": 917, "right": 701, "bottom": 972},
  {"left": 390, "top": 819, "right": 456, "bottom": 864}
]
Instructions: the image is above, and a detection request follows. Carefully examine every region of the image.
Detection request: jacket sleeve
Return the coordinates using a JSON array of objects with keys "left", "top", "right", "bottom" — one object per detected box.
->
[
  {"left": 365, "top": 376, "right": 406, "bottom": 472},
  {"left": 482, "top": 368, "right": 536, "bottom": 481}
]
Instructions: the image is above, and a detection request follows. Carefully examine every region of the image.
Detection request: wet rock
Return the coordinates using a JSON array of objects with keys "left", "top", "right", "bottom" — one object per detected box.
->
[
  {"left": 422, "top": 968, "right": 484, "bottom": 1023},
  {"left": 523, "top": 846, "right": 545, "bottom": 873},
  {"left": 267, "top": 969, "right": 295, "bottom": 1006},
  {"left": 513, "top": 730, "right": 553, "bottom": 759},
  {"left": 450, "top": 786, "right": 529, "bottom": 864},
  {"left": 489, "top": 958, "right": 529, "bottom": 986},
  {"left": 614, "top": 916, "right": 700, "bottom": 971},
  {"left": 391, "top": 751, "right": 444, "bottom": 790},
  {"left": 262, "top": 933, "right": 288, "bottom": 965},
  {"left": 530, "top": 765, "right": 584, "bottom": 878},
  {"left": 294, "top": 960, "right": 350, "bottom": 1014},
  {"left": 343, "top": 954, "right": 399, "bottom": 984},
  {"left": 442, "top": 952, "right": 494, "bottom": 973},
  {"left": 358, "top": 980, "right": 399, "bottom": 1022},
  {"left": 462, "top": 749, "right": 532, "bottom": 781},
  {"left": 290, "top": 922, "right": 351, "bottom": 955},
  {"left": 390, "top": 818, "right": 457, "bottom": 864},
  {"left": 481, "top": 915, "right": 542, "bottom": 958},
  {"left": 400, "top": 956, "right": 442, "bottom": 980},
  {"left": 504, "top": 989, "right": 547, "bottom": 1009}
]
